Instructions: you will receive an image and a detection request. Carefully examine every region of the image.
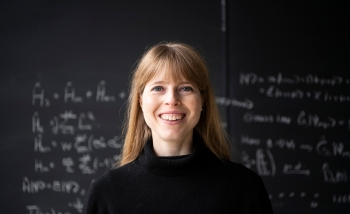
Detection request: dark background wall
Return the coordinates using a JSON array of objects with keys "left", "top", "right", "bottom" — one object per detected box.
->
[
  {"left": 226, "top": 1, "right": 350, "bottom": 213},
  {"left": 0, "top": 1, "right": 224, "bottom": 213},
  {"left": 0, "top": 1, "right": 349, "bottom": 213}
]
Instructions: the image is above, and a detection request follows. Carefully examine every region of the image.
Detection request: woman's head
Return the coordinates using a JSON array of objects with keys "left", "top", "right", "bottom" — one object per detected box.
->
[{"left": 118, "top": 42, "right": 231, "bottom": 166}]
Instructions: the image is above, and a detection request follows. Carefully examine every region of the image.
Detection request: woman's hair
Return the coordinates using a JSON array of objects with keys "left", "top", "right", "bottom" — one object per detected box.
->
[{"left": 117, "top": 42, "right": 232, "bottom": 167}]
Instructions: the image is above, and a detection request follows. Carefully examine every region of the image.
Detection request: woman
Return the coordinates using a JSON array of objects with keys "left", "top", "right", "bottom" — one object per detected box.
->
[{"left": 83, "top": 42, "right": 273, "bottom": 213}]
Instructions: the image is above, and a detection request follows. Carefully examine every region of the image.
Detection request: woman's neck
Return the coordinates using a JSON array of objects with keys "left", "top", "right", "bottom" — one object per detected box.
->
[{"left": 151, "top": 132, "right": 193, "bottom": 157}]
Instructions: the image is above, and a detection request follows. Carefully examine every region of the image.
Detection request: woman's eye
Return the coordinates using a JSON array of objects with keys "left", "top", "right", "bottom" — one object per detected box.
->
[
  {"left": 180, "top": 86, "right": 194, "bottom": 92},
  {"left": 152, "top": 86, "right": 163, "bottom": 91}
]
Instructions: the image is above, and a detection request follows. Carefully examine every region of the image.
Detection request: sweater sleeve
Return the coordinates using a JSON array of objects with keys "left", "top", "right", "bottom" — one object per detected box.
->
[
  {"left": 243, "top": 174, "right": 274, "bottom": 214},
  {"left": 83, "top": 175, "right": 111, "bottom": 214},
  {"left": 255, "top": 177, "right": 273, "bottom": 213},
  {"left": 83, "top": 181, "right": 102, "bottom": 214}
]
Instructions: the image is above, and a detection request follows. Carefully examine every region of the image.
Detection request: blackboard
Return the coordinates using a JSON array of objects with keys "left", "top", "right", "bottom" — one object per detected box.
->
[
  {"left": 226, "top": 1, "right": 350, "bottom": 213},
  {"left": 0, "top": 1, "right": 224, "bottom": 213},
  {"left": 2, "top": 1, "right": 349, "bottom": 213}
]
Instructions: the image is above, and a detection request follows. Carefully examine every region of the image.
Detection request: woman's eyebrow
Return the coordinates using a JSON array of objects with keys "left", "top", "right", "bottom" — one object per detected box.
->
[
  {"left": 149, "top": 81, "right": 192, "bottom": 85},
  {"left": 148, "top": 81, "right": 166, "bottom": 85},
  {"left": 178, "top": 81, "right": 191, "bottom": 85}
]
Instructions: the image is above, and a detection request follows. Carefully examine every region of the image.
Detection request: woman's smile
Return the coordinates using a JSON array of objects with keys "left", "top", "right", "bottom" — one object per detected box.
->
[
  {"left": 158, "top": 112, "right": 186, "bottom": 126},
  {"left": 159, "top": 113, "right": 185, "bottom": 121}
]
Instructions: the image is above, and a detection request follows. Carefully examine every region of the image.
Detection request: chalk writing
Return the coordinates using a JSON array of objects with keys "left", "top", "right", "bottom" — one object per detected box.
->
[
  {"left": 23, "top": 72, "right": 350, "bottom": 213},
  {"left": 316, "top": 137, "right": 350, "bottom": 158},
  {"left": 269, "top": 192, "right": 320, "bottom": 208},
  {"left": 96, "top": 80, "right": 116, "bottom": 102},
  {"left": 68, "top": 198, "right": 84, "bottom": 213},
  {"left": 333, "top": 194, "right": 350, "bottom": 204},
  {"left": 283, "top": 162, "right": 310, "bottom": 176},
  {"left": 243, "top": 112, "right": 292, "bottom": 125},
  {"left": 216, "top": 96, "right": 254, "bottom": 109},
  {"left": 322, "top": 163, "right": 348, "bottom": 183},
  {"left": 23, "top": 177, "right": 80, "bottom": 194},
  {"left": 26, "top": 205, "right": 71, "bottom": 214},
  {"left": 235, "top": 73, "right": 349, "bottom": 212},
  {"left": 242, "top": 149, "right": 276, "bottom": 177},
  {"left": 27, "top": 81, "right": 125, "bottom": 213},
  {"left": 35, "top": 159, "right": 55, "bottom": 173},
  {"left": 240, "top": 72, "right": 347, "bottom": 86}
]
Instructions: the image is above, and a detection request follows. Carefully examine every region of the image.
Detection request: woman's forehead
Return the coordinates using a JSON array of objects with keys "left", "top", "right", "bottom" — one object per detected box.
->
[{"left": 147, "top": 68, "right": 189, "bottom": 84}]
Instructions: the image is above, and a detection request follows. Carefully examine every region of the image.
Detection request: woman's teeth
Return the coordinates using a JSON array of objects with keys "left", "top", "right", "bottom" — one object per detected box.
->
[{"left": 160, "top": 114, "right": 184, "bottom": 121}]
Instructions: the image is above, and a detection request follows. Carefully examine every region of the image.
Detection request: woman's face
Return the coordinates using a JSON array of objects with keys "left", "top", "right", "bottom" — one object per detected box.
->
[{"left": 140, "top": 70, "right": 203, "bottom": 146}]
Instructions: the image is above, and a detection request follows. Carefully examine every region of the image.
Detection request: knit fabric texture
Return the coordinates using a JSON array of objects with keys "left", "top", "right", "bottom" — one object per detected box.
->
[{"left": 83, "top": 135, "right": 273, "bottom": 214}]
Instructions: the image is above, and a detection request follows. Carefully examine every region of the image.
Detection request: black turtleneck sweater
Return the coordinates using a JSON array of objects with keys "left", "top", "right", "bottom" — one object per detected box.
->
[{"left": 83, "top": 136, "right": 273, "bottom": 214}]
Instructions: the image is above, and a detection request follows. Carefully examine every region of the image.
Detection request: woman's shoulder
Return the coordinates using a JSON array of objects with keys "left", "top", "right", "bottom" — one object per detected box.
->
[
  {"left": 91, "top": 161, "right": 140, "bottom": 188},
  {"left": 220, "top": 160, "right": 264, "bottom": 183},
  {"left": 204, "top": 149, "right": 263, "bottom": 182},
  {"left": 83, "top": 162, "right": 141, "bottom": 213},
  {"left": 219, "top": 161, "right": 273, "bottom": 213}
]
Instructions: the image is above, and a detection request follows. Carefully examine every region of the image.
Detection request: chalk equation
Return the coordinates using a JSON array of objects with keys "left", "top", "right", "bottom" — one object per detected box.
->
[
  {"left": 241, "top": 110, "right": 350, "bottom": 130},
  {"left": 216, "top": 96, "right": 254, "bottom": 109},
  {"left": 239, "top": 72, "right": 348, "bottom": 86},
  {"left": 26, "top": 81, "right": 124, "bottom": 213},
  {"left": 23, "top": 177, "right": 81, "bottom": 194},
  {"left": 238, "top": 72, "right": 350, "bottom": 103},
  {"left": 242, "top": 149, "right": 276, "bottom": 177},
  {"left": 24, "top": 72, "right": 350, "bottom": 213},
  {"left": 26, "top": 201, "right": 84, "bottom": 214},
  {"left": 32, "top": 81, "right": 126, "bottom": 107},
  {"left": 234, "top": 72, "right": 350, "bottom": 212},
  {"left": 269, "top": 192, "right": 320, "bottom": 208},
  {"left": 240, "top": 135, "right": 350, "bottom": 158},
  {"left": 259, "top": 86, "right": 350, "bottom": 102}
]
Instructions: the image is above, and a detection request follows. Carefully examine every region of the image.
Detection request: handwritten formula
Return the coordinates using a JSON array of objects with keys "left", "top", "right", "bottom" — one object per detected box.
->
[
  {"left": 18, "top": 72, "right": 350, "bottom": 213},
  {"left": 220, "top": 72, "right": 350, "bottom": 211},
  {"left": 24, "top": 80, "right": 125, "bottom": 213}
]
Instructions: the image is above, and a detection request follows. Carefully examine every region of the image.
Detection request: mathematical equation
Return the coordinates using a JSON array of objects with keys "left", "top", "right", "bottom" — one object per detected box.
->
[
  {"left": 32, "top": 81, "right": 126, "bottom": 107},
  {"left": 239, "top": 72, "right": 350, "bottom": 103},
  {"left": 234, "top": 73, "right": 350, "bottom": 211},
  {"left": 269, "top": 191, "right": 320, "bottom": 208},
  {"left": 24, "top": 81, "right": 124, "bottom": 213},
  {"left": 240, "top": 134, "right": 350, "bottom": 177},
  {"left": 239, "top": 72, "right": 349, "bottom": 86},
  {"left": 242, "top": 111, "right": 350, "bottom": 130}
]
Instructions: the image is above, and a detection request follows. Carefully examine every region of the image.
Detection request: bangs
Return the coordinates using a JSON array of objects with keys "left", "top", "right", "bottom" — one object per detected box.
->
[
  {"left": 133, "top": 44, "right": 211, "bottom": 94},
  {"left": 136, "top": 44, "right": 206, "bottom": 94},
  {"left": 153, "top": 57, "right": 192, "bottom": 83}
]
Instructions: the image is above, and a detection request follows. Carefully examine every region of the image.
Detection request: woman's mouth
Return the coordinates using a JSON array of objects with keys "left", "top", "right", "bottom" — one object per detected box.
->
[{"left": 160, "top": 114, "right": 185, "bottom": 121}]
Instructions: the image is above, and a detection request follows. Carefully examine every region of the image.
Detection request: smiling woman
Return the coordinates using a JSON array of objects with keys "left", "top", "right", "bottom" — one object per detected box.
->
[
  {"left": 120, "top": 42, "right": 233, "bottom": 166},
  {"left": 83, "top": 42, "right": 273, "bottom": 214},
  {"left": 140, "top": 73, "right": 203, "bottom": 157}
]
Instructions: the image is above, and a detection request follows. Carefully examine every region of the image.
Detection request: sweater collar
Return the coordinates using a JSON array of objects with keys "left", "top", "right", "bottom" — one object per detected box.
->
[{"left": 138, "top": 134, "right": 211, "bottom": 176}]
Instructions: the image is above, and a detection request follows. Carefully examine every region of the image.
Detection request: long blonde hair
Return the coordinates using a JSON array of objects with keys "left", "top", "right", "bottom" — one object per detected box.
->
[{"left": 117, "top": 42, "right": 231, "bottom": 166}]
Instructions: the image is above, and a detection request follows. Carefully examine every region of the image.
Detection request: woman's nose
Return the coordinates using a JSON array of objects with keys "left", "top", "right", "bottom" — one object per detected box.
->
[{"left": 165, "top": 90, "right": 180, "bottom": 106}]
